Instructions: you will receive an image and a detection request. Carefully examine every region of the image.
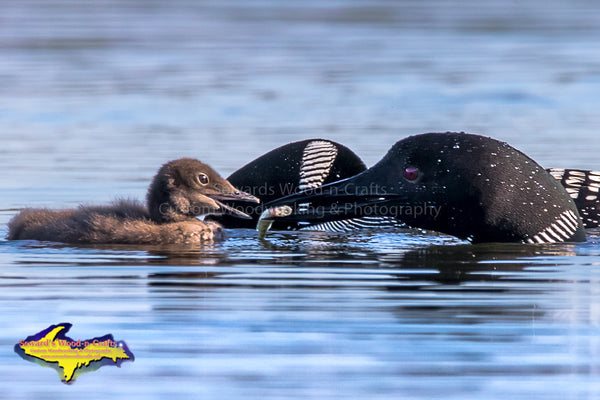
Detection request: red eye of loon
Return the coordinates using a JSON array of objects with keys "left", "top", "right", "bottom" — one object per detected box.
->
[{"left": 403, "top": 167, "right": 419, "bottom": 181}]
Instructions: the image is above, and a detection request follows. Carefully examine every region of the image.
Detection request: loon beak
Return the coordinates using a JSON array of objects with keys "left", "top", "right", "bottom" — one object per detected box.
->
[
  {"left": 257, "top": 168, "right": 400, "bottom": 235},
  {"left": 208, "top": 189, "right": 260, "bottom": 220}
]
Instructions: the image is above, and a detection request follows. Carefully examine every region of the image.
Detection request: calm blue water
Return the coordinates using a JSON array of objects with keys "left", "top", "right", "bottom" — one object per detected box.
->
[{"left": 2, "top": 0, "right": 600, "bottom": 398}]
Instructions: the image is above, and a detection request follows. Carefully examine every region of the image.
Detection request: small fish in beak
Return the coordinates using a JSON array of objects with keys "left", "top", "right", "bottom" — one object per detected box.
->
[{"left": 257, "top": 205, "right": 293, "bottom": 238}]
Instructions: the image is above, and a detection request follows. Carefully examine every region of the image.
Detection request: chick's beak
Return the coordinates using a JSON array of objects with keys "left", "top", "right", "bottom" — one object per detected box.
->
[{"left": 206, "top": 186, "right": 260, "bottom": 220}]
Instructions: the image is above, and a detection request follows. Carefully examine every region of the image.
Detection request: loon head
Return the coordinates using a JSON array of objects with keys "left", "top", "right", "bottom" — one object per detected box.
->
[
  {"left": 259, "top": 132, "right": 586, "bottom": 243},
  {"left": 147, "top": 158, "right": 259, "bottom": 223},
  {"left": 211, "top": 138, "right": 368, "bottom": 229}
]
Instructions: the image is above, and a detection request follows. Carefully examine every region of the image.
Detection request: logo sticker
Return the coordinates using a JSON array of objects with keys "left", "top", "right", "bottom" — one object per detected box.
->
[{"left": 15, "top": 322, "right": 134, "bottom": 384}]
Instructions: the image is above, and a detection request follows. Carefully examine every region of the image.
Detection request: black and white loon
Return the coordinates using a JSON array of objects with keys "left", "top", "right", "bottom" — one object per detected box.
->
[
  {"left": 214, "top": 136, "right": 600, "bottom": 238},
  {"left": 210, "top": 139, "right": 400, "bottom": 230},
  {"left": 256, "top": 132, "right": 598, "bottom": 244}
]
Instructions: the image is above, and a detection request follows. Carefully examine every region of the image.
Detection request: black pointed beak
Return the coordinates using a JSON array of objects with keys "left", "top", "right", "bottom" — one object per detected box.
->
[
  {"left": 257, "top": 169, "right": 401, "bottom": 226},
  {"left": 208, "top": 190, "right": 260, "bottom": 220}
]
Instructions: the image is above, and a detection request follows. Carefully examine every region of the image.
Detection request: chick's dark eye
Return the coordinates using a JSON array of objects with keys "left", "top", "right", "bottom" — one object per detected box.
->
[
  {"left": 403, "top": 167, "right": 419, "bottom": 181},
  {"left": 197, "top": 173, "right": 209, "bottom": 185}
]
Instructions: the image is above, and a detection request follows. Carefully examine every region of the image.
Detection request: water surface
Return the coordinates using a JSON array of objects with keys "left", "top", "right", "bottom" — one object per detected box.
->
[{"left": 1, "top": 0, "right": 600, "bottom": 398}]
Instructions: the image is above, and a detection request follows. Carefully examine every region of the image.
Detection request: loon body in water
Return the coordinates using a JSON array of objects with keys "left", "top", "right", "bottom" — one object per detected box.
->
[
  {"left": 7, "top": 158, "right": 259, "bottom": 245},
  {"left": 258, "top": 132, "right": 590, "bottom": 243},
  {"left": 214, "top": 137, "right": 600, "bottom": 234},
  {"left": 210, "top": 139, "right": 398, "bottom": 230}
]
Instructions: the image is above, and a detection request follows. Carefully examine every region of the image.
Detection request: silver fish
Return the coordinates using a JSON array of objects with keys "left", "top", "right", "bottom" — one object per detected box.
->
[{"left": 257, "top": 205, "right": 293, "bottom": 238}]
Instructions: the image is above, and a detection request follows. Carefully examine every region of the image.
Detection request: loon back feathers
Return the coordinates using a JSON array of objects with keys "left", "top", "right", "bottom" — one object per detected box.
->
[{"left": 548, "top": 168, "right": 600, "bottom": 228}]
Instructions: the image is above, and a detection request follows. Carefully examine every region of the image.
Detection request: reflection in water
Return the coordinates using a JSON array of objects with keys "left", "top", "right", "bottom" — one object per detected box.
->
[
  {"left": 137, "top": 234, "right": 600, "bottom": 399},
  {"left": 3, "top": 227, "right": 600, "bottom": 398}
]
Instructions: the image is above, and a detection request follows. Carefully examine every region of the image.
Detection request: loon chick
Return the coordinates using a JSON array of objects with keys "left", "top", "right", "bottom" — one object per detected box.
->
[
  {"left": 7, "top": 158, "right": 259, "bottom": 245},
  {"left": 258, "top": 132, "right": 587, "bottom": 244},
  {"left": 210, "top": 139, "right": 369, "bottom": 229}
]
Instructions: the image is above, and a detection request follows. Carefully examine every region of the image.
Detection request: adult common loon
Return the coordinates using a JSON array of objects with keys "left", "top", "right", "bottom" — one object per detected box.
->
[
  {"left": 257, "top": 132, "right": 590, "bottom": 244},
  {"left": 7, "top": 158, "right": 259, "bottom": 245},
  {"left": 211, "top": 139, "right": 379, "bottom": 230},
  {"left": 213, "top": 137, "right": 600, "bottom": 234}
]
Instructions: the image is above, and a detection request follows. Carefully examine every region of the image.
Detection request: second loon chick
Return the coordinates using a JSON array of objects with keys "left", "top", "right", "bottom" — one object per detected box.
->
[
  {"left": 7, "top": 158, "right": 259, "bottom": 245},
  {"left": 258, "top": 132, "right": 587, "bottom": 244}
]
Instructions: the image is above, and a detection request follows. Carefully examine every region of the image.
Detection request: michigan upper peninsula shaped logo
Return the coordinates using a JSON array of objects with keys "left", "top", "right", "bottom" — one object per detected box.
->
[{"left": 14, "top": 323, "right": 134, "bottom": 384}]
